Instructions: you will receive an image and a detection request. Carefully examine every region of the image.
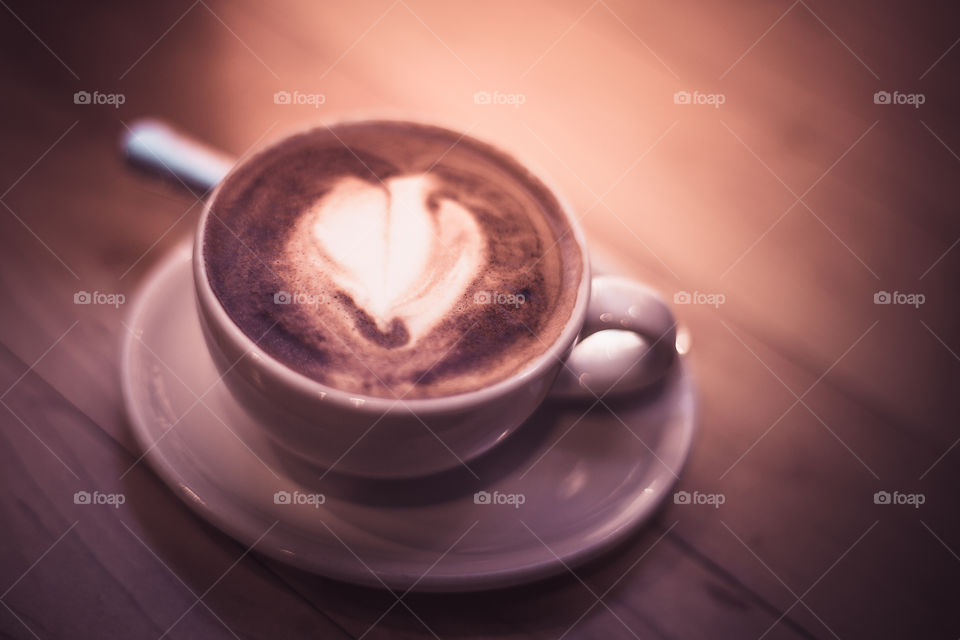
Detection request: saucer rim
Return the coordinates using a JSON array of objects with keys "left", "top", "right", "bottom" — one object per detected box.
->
[{"left": 120, "top": 240, "right": 698, "bottom": 592}]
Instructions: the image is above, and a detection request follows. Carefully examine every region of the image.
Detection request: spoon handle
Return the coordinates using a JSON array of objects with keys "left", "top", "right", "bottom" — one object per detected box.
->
[{"left": 123, "top": 119, "right": 235, "bottom": 192}]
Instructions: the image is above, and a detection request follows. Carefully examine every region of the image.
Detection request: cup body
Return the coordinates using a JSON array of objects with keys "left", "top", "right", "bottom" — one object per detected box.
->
[{"left": 192, "top": 121, "right": 592, "bottom": 479}]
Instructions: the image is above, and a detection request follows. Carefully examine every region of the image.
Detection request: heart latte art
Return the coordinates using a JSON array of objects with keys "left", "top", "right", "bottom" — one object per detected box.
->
[
  {"left": 204, "top": 122, "right": 582, "bottom": 399},
  {"left": 290, "top": 175, "right": 484, "bottom": 348}
]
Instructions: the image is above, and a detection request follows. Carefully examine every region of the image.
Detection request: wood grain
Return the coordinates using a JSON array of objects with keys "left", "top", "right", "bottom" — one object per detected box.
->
[{"left": 1, "top": 0, "right": 958, "bottom": 638}]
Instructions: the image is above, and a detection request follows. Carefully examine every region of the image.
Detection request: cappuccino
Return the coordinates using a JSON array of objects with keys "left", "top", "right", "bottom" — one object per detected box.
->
[{"left": 203, "top": 121, "right": 582, "bottom": 399}]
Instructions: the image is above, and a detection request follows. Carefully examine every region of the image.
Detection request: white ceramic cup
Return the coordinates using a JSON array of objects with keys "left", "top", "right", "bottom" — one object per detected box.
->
[{"left": 140, "top": 120, "right": 678, "bottom": 479}]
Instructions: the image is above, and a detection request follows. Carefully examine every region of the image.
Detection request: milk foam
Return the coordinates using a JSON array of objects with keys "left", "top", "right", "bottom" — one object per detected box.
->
[
  {"left": 203, "top": 121, "right": 583, "bottom": 399},
  {"left": 287, "top": 175, "right": 485, "bottom": 346}
]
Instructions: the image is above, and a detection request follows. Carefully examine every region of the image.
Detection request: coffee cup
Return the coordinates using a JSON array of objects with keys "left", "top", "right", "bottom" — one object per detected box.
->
[{"left": 187, "top": 119, "right": 677, "bottom": 478}]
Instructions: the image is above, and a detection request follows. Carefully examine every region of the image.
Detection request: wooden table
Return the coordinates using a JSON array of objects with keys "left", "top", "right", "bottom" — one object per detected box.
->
[{"left": 2, "top": 0, "right": 958, "bottom": 637}]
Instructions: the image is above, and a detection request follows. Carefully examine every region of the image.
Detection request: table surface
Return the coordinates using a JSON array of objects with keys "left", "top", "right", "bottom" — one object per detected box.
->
[{"left": 2, "top": 0, "right": 959, "bottom": 638}]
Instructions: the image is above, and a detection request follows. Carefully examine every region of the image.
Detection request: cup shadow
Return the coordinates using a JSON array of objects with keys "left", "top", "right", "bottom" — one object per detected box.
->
[
  {"left": 263, "top": 366, "right": 672, "bottom": 509},
  {"left": 267, "top": 399, "right": 561, "bottom": 507}
]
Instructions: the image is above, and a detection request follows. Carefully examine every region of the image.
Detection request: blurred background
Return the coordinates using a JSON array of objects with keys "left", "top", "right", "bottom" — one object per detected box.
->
[{"left": 1, "top": 0, "right": 959, "bottom": 638}]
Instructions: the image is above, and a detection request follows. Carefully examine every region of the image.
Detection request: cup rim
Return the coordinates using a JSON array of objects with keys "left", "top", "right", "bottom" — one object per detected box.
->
[{"left": 193, "top": 116, "right": 592, "bottom": 415}]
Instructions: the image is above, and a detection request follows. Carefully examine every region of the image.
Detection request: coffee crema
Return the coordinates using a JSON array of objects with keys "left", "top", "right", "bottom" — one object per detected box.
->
[{"left": 203, "top": 121, "right": 582, "bottom": 399}]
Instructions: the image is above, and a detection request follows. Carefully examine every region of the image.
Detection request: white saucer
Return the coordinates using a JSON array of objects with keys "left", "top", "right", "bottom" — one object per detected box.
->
[{"left": 121, "top": 241, "right": 696, "bottom": 592}]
